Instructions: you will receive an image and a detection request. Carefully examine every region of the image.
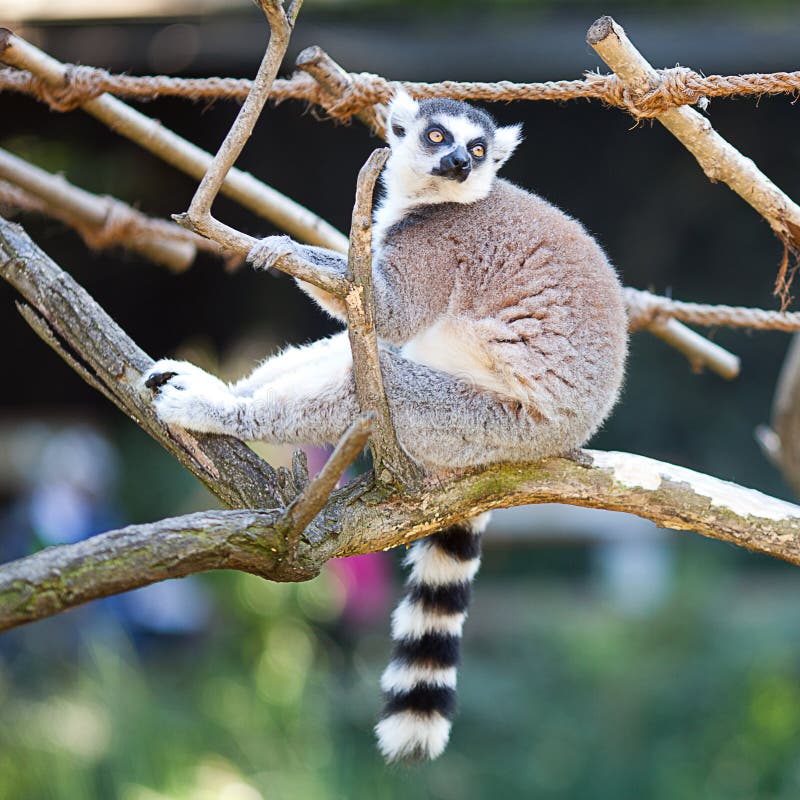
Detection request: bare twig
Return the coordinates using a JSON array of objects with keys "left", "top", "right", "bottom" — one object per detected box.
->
[
  {"left": 174, "top": 0, "right": 346, "bottom": 296},
  {"left": 345, "top": 148, "right": 422, "bottom": 486},
  {"left": 0, "top": 29, "right": 350, "bottom": 262},
  {"left": 645, "top": 318, "right": 739, "bottom": 380},
  {"left": 282, "top": 413, "right": 373, "bottom": 552},
  {"left": 588, "top": 16, "right": 800, "bottom": 305}
]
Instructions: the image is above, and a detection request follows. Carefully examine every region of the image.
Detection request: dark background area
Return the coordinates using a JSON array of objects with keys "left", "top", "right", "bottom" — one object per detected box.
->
[{"left": 2, "top": 2, "right": 800, "bottom": 798}]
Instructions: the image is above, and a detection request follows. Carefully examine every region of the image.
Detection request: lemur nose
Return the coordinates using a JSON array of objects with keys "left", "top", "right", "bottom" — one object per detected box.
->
[{"left": 441, "top": 146, "right": 470, "bottom": 171}]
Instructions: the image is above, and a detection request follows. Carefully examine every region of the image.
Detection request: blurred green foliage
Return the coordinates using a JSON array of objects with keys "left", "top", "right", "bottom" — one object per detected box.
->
[{"left": 3, "top": 543, "right": 800, "bottom": 799}]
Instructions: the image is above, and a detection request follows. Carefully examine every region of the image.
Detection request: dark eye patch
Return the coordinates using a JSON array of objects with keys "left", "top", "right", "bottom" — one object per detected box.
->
[
  {"left": 467, "top": 138, "right": 487, "bottom": 158},
  {"left": 420, "top": 123, "right": 453, "bottom": 151}
]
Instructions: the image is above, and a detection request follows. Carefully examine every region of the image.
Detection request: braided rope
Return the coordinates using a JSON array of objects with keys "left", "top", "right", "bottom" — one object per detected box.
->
[
  {"left": 3, "top": 61, "right": 800, "bottom": 118},
  {"left": 624, "top": 288, "right": 800, "bottom": 332}
]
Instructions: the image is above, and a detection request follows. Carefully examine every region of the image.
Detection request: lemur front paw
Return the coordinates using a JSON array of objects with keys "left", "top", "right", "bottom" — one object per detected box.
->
[
  {"left": 247, "top": 234, "right": 297, "bottom": 271},
  {"left": 142, "top": 360, "right": 237, "bottom": 433}
]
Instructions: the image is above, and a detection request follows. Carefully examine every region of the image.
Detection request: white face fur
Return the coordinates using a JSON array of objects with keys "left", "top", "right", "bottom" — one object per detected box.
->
[{"left": 374, "top": 89, "right": 522, "bottom": 236}]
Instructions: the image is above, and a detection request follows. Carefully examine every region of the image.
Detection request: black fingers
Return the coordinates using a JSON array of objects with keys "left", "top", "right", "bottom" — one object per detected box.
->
[{"left": 144, "top": 371, "right": 177, "bottom": 391}]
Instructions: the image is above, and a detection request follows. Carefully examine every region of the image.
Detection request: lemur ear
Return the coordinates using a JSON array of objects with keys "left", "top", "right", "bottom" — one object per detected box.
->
[
  {"left": 493, "top": 123, "right": 523, "bottom": 168},
  {"left": 387, "top": 87, "right": 419, "bottom": 143}
]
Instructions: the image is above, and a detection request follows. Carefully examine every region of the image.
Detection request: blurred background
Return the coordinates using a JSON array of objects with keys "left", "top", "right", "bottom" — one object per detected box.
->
[{"left": 2, "top": 0, "right": 800, "bottom": 797}]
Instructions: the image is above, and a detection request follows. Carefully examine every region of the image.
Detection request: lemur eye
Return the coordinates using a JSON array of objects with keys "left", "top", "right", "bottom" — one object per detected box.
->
[
  {"left": 427, "top": 128, "right": 445, "bottom": 144},
  {"left": 471, "top": 144, "right": 486, "bottom": 159}
]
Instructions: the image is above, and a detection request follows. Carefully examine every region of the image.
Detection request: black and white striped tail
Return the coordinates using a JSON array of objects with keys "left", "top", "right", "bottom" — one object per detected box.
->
[{"left": 375, "top": 513, "right": 489, "bottom": 762}]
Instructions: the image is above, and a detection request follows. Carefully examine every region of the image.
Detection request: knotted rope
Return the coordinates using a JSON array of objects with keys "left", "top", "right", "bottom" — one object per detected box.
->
[{"left": 3, "top": 61, "right": 800, "bottom": 119}]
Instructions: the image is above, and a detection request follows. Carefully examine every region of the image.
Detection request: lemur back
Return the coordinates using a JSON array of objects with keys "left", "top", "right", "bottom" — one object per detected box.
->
[
  {"left": 144, "top": 90, "right": 628, "bottom": 765},
  {"left": 378, "top": 178, "right": 626, "bottom": 448}
]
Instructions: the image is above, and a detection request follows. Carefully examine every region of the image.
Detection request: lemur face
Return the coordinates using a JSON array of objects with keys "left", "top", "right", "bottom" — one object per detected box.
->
[{"left": 385, "top": 91, "right": 522, "bottom": 205}]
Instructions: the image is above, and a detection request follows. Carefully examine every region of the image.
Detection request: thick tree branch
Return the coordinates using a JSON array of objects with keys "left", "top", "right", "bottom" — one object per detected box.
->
[
  {"left": 0, "top": 216, "right": 285, "bottom": 510},
  {"left": 3, "top": 448, "right": 800, "bottom": 632},
  {"left": 0, "top": 509, "right": 285, "bottom": 632}
]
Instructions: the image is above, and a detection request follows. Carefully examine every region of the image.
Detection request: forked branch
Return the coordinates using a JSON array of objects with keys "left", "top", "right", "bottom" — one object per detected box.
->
[{"left": 0, "top": 217, "right": 284, "bottom": 510}]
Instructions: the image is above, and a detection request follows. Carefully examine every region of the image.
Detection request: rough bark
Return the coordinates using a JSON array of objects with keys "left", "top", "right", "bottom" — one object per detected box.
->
[
  {"left": 3, "top": 449, "right": 800, "bottom": 632},
  {"left": 0, "top": 216, "right": 285, "bottom": 510}
]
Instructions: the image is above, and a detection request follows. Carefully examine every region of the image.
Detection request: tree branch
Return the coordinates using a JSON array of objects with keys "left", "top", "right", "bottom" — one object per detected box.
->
[
  {"left": 0, "top": 147, "right": 234, "bottom": 271},
  {"left": 281, "top": 413, "right": 373, "bottom": 554},
  {"left": 294, "top": 45, "right": 388, "bottom": 137},
  {"left": 344, "top": 148, "right": 422, "bottom": 486},
  {"left": 0, "top": 216, "right": 286, "bottom": 510},
  {"left": 588, "top": 16, "right": 800, "bottom": 305},
  {"left": 3, "top": 447, "right": 800, "bottom": 632},
  {"left": 170, "top": 0, "right": 346, "bottom": 296},
  {"left": 0, "top": 29, "right": 350, "bottom": 267},
  {"left": 0, "top": 509, "right": 285, "bottom": 632}
]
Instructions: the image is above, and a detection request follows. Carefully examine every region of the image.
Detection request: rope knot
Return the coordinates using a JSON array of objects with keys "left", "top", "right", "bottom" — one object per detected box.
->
[
  {"left": 38, "top": 64, "right": 107, "bottom": 112},
  {"left": 606, "top": 66, "right": 707, "bottom": 118},
  {"left": 623, "top": 288, "right": 668, "bottom": 331},
  {"left": 76, "top": 196, "right": 139, "bottom": 250},
  {"left": 321, "top": 73, "right": 392, "bottom": 119}
]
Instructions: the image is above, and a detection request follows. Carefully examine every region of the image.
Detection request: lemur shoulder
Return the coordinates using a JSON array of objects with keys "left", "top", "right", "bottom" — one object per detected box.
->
[{"left": 144, "top": 89, "right": 628, "bottom": 764}]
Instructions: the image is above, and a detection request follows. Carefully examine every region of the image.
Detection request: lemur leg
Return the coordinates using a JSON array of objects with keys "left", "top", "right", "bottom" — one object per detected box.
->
[
  {"left": 144, "top": 346, "right": 552, "bottom": 469},
  {"left": 229, "top": 331, "right": 351, "bottom": 396},
  {"left": 144, "top": 332, "right": 358, "bottom": 442}
]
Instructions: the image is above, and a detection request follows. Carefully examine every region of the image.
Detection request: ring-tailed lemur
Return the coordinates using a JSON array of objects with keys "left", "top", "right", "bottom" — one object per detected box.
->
[{"left": 143, "top": 90, "right": 628, "bottom": 763}]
